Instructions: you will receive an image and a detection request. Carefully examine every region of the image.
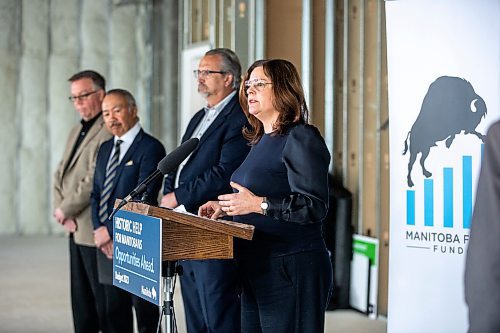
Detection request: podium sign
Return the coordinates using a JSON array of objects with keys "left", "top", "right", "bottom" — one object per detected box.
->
[{"left": 113, "top": 210, "right": 162, "bottom": 306}]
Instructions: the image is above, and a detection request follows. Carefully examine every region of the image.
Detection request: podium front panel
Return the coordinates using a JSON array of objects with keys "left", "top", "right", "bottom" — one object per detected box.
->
[
  {"left": 112, "top": 210, "right": 162, "bottom": 306},
  {"left": 162, "top": 220, "right": 233, "bottom": 260}
]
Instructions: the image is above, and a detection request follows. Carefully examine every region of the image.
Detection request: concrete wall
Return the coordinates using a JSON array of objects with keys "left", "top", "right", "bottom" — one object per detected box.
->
[
  {"left": 0, "top": 0, "right": 154, "bottom": 235},
  {"left": 0, "top": 0, "right": 20, "bottom": 234}
]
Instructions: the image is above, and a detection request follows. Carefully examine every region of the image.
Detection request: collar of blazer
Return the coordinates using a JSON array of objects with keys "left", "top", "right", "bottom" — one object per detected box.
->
[
  {"left": 65, "top": 115, "right": 107, "bottom": 172},
  {"left": 185, "top": 94, "right": 239, "bottom": 147}
]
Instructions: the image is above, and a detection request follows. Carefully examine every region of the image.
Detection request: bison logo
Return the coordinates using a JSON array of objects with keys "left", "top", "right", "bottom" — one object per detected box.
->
[{"left": 403, "top": 76, "right": 487, "bottom": 187}]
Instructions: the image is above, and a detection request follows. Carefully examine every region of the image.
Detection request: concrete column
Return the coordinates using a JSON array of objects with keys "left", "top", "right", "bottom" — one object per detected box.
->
[
  {"left": 135, "top": 3, "right": 153, "bottom": 131},
  {"left": 152, "top": 0, "right": 179, "bottom": 151},
  {"left": 48, "top": 0, "right": 79, "bottom": 233},
  {"left": 0, "top": 1, "right": 20, "bottom": 234},
  {"left": 109, "top": 4, "right": 137, "bottom": 86},
  {"left": 81, "top": 0, "right": 109, "bottom": 76},
  {"left": 18, "top": 0, "right": 50, "bottom": 234},
  {"left": 109, "top": 4, "right": 141, "bottom": 119}
]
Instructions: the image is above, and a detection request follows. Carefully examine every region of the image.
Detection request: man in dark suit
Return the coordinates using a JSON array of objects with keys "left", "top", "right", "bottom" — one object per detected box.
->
[
  {"left": 160, "top": 48, "right": 250, "bottom": 333},
  {"left": 465, "top": 121, "right": 500, "bottom": 333},
  {"left": 91, "top": 89, "right": 166, "bottom": 333},
  {"left": 53, "top": 70, "right": 111, "bottom": 333}
]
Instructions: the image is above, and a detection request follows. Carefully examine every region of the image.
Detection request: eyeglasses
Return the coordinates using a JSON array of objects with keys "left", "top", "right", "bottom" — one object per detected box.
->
[
  {"left": 244, "top": 79, "right": 272, "bottom": 94},
  {"left": 193, "top": 69, "right": 227, "bottom": 79},
  {"left": 68, "top": 90, "right": 98, "bottom": 102}
]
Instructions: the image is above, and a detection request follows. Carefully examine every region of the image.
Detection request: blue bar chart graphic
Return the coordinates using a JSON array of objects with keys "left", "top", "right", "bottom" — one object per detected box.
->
[
  {"left": 462, "top": 156, "right": 472, "bottom": 229},
  {"left": 406, "top": 150, "right": 481, "bottom": 229}
]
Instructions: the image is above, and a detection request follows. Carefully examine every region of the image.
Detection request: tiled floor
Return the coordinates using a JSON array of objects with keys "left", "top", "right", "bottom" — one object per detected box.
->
[{"left": 0, "top": 236, "right": 387, "bottom": 333}]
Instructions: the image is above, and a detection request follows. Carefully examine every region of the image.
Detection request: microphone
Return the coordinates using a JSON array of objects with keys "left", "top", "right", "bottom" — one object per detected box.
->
[{"left": 108, "top": 137, "right": 199, "bottom": 221}]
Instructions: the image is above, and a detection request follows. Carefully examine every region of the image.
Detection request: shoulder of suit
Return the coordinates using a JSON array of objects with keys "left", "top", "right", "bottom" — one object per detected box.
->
[
  {"left": 487, "top": 120, "right": 500, "bottom": 136},
  {"left": 226, "top": 93, "right": 241, "bottom": 109},
  {"left": 228, "top": 105, "right": 247, "bottom": 125},
  {"left": 69, "top": 123, "right": 82, "bottom": 135},
  {"left": 138, "top": 130, "right": 165, "bottom": 148},
  {"left": 225, "top": 96, "right": 245, "bottom": 115},
  {"left": 99, "top": 137, "right": 114, "bottom": 150},
  {"left": 140, "top": 130, "right": 158, "bottom": 142},
  {"left": 193, "top": 108, "right": 206, "bottom": 118}
]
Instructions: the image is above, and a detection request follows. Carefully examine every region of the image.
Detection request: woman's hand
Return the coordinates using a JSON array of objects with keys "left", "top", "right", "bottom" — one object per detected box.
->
[
  {"left": 218, "top": 182, "right": 263, "bottom": 216},
  {"left": 198, "top": 201, "right": 227, "bottom": 220}
]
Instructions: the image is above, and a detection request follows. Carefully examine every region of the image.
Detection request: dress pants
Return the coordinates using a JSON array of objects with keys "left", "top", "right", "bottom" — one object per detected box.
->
[
  {"left": 69, "top": 236, "right": 107, "bottom": 333},
  {"left": 97, "top": 250, "right": 160, "bottom": 333},
  {"left": 180, "top": 259, "right": 241, "bottom": 333},
  {"left": 240, "top": 250, "right": 333, "bottom": 333},
  {"left": 102, "top": 284, "right": 160, "bottom": 333}
]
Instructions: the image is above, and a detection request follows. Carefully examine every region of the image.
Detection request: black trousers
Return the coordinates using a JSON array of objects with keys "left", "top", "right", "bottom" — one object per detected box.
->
[
  {"left": 97, "top": 250, "right": 160, "bottom": 333},
  {"left": 180, "top": 259, "right": 241, "bottom": 333},
  {"left": 240, "top": 250, "right": 333, "bottom": 333},
  {"left": 69, "top": 236, "right": 107, "bottom": 333},
  {"left": 102, "top": 284, "right": 160, "bottom": 333}
]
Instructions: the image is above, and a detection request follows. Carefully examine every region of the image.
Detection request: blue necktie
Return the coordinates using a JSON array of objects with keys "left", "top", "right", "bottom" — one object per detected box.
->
[{"left": 98, "top": 139, "right": 123, "bottom": 224}]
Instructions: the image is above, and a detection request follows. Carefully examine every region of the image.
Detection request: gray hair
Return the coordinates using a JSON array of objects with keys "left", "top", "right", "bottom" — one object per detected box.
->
[{"left": 205, "top": 48, "right": 242, "bottom": 90}]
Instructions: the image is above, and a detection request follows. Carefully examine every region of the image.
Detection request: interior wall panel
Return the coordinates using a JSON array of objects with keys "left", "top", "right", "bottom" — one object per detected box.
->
[
  {"left": 48, "top": 0, "right": 79, "bottom": 233},
  {"left": 265, "top": 0, "right": 302, "bottom": 73},
  {"left": 80, "top": 0, "right": 109, "bottom": 76},
  {"left": 362, "top": 0, "right": 378, "bottom": 237},
  {"left": 312, "top": 0, "right": 326, "bottom": 131},
  {"left": 0, "top": 0, "right": 155, "bottom": 235},
  {"left": 333, "top": 0, "right": 346, "bottom": 178},
  {"left": 378, "top": 2, "right": 390, "bottom": 315},
  {"left": 0, "top": 0, "right": 20, "bottom": 234},
  {"left": 331, "top": 0, "right": 390, "bottom": 315},
  {"left": 346, "top": 0, "right": 362, "bottom": 232},
  {"left": 18, "top": 0, "right": 50, "bottom": 234}
]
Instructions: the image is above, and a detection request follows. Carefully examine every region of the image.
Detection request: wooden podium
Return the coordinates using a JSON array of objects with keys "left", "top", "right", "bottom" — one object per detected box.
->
[
  {"left": 116, "top": 201, "right": 254, "bottom": 333},
  {"left": 120, "top": 201, "right": 254, "bottom": 259}
]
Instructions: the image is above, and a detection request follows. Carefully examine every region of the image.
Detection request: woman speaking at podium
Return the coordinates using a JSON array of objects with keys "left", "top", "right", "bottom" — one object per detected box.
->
[{"left": 199, "top": 59, "right": 333, "bottom": 333}]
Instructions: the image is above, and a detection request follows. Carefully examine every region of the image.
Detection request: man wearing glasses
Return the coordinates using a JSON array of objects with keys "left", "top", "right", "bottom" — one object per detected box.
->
[
  {"left": 161, "top": 48, "right": 249, "bottom": 333},
  {"left": 53, "top": 70, "right": 111, "bottom": 333}
]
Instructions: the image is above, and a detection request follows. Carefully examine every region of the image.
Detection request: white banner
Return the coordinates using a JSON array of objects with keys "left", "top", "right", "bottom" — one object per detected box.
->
[{"left": 386, "top": 1, "right": 500, "bottom": 332}]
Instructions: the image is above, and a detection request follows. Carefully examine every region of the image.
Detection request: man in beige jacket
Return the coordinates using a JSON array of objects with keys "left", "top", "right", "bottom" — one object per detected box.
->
[{"left": 53, "top": 70, "right": 112, "bottom": 333}]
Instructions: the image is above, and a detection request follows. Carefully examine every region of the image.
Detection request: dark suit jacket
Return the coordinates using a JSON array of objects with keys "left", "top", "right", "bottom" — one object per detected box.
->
[
  {"left": 164, "top": 94, "right": 250, "bottom": 213},
  {"left": 91, "top": 128, "right": 166, "bottom": 236},
  {"left": 465, "top": 120, "right": 500, "bottom": 333}
]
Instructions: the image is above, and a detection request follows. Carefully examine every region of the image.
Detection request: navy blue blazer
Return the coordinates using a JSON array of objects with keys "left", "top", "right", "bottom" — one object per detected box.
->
[
  {"left": 163, "top": 94, "right": 250, "bottom": 213},
  {"left": 91, "top": 129, "right": 166, "bottom": 235}
]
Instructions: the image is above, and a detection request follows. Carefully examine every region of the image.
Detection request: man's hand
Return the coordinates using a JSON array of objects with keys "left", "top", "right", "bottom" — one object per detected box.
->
[
  {"left": 94, "top": 226, "right": 112, "bottom": 248},
  {"left": 62, "top": 219, "right": 77, "bottom": 233},
  {"left": 53, "top": 207, "right": 66, "bottom": 224},
  {"left": 100, "top": 241, "right": 114, "bottom": 259},
  {"left": 160, "top": 192, "right": 179, "bottom": 209}
]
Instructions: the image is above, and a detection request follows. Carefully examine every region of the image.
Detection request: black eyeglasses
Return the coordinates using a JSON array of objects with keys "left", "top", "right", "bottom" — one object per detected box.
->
[
  {"left": 193, "top": 70, "right": 227, "bottom": 79},
  {"left": 68, "top": 90, "right": 98, "bottom": 102}
]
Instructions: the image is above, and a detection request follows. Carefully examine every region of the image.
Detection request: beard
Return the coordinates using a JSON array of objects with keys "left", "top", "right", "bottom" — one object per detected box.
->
[{"left": 198, "top": 84, "right": 210, "bottom": 98}]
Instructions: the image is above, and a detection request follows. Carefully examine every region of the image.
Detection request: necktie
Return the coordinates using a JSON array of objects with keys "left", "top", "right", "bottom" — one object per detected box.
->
[{"left": 98, "top": 139, "right": 123, "bottom": 224}]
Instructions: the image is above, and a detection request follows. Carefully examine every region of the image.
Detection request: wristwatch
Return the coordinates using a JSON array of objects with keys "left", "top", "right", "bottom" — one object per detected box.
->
[{"left": 260, "top": 197, "right": 269, "bottom": 215}]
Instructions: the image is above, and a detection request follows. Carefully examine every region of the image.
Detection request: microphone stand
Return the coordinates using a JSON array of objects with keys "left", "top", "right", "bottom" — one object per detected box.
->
[
  {"left": 108, "top": 182, "right": 150, "bottom": 221},
  {"left": 156, "top": 260, "right": 183, "bottom": 333},
  {"left": 108, "top": 197, "right": 130, "bottom": 221}
]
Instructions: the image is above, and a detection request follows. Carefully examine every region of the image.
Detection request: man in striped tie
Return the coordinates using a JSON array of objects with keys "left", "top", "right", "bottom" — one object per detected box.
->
[{"left": 91, "top": 89, "right": 166, "bottom": 333}]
